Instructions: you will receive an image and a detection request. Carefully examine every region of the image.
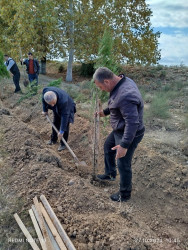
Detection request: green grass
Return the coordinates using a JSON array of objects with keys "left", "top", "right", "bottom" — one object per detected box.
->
[
  {"left": 161, "top": 81, "right": 187, "bottom": 94},
  {"left": 183, "top": 114, "right": 188, "bottom": 129},
  {"left": 146, "top": 93, "right": 170, "bottom": 119}
]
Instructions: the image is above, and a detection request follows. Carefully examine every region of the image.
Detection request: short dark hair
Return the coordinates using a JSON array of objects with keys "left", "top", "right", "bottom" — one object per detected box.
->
[
  {"left": 4, "top": 54, "right": 8, "bottom": 57},
  {"left": 93, "top": 67, "right": 114, "bottom": 83},
  {"left": 28, "top": 52, "right": 33, "bottom": 55}
]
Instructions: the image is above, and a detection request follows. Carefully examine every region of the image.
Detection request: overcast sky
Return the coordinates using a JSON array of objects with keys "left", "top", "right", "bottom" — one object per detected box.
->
[{"left": 146, "top": 0, "right": 188, "bottom": 66}]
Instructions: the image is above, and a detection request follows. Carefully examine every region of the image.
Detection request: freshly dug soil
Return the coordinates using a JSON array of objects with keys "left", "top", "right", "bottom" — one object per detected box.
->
[{"left": 0, "top": 76, "right": 187, "bottom": 250}]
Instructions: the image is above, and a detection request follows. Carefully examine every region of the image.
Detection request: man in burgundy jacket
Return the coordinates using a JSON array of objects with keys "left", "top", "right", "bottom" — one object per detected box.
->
[
  {"left": 93, "top": 67, "right": 145, "bottom": 202},
  {"left": 21, "top": 52, "right": 40, "bottom": 85}
]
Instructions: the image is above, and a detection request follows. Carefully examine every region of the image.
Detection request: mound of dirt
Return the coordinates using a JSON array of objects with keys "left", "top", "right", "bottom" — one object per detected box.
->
[{"left": 0, "top": 76, "right": 188, "bottom": 250}]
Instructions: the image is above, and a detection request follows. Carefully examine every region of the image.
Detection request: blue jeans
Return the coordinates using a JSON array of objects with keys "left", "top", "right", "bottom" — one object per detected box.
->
[
  {"left": 28, "top": 73, "right": 38, "bottom": 85},
  {"left": 104, "top": 130, "right": 144, "bottom": 196}
]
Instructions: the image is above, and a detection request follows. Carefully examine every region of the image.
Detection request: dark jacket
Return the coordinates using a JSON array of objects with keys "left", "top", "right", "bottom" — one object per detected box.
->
[
  {"left": 5, "top": 58, "right": 20, "bottom": 75},
  {"left": 42, "top": 87, "right": 76, "bottom": 132},
  {"left": 103, "top": 76, "right": 144, "bottom": 148},
  {"left": 23, "top": 59, "right": 40, "bottom": 74}
]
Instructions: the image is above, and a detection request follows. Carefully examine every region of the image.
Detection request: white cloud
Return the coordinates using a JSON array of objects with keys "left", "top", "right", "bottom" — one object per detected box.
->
[
  {"left": 158, "top": 33, "right": 188, "bottom": 65},
  {"left": 146, "top": 0, "right": 188, "bottom": 65},
  {"left": 146, "top": 0, "right": 188, "bottom": 28}
]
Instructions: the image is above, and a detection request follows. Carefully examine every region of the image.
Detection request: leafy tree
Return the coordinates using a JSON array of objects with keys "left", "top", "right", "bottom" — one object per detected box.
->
[
  {"left": 0, "top": 0, "right": 160, "bottom": 81},
  {"left": 63, "top": 0, "right": 161, "bottom": 80},
  {"left": 0, "top": 51, "right": 9, "bottom": 78},
  {"left": 95, "top": 29, "right": 118, "bottom": 73},
  {"left": 73, "top": 0, "right": 160, "bottom": 65},
  {"left": 0, "top": 0, "right": 62, "bottom": 74},
  {"left": 94, "top": 29, "right": 119, "bottom": 102}
]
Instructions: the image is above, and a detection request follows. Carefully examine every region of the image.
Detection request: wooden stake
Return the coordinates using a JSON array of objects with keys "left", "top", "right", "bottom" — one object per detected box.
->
[
  {"left": 40, "top": 202, "right": 67, "bottom": 250},
  {"left": 40, "top": 195, "right": 76, "bottom": 250},
  {"left": 14, "top": 213, "right": 40, "bottom": 250},
  {"left": 29, "top": 209, "right": 47, "bottom": 250},
  {"left": 33, "top": 197, "right": 53, "bottom": 250},
  {"left": 93, "top": 95, "right": 101, "bottom": 178}
]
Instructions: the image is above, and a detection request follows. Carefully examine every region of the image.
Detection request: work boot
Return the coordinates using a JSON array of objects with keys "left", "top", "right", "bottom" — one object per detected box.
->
[
  {"left": 14, "top": 89, "right": 22, "bottom": 94},
  {"left": 58, "top": 145, "right": 66, "bottom": 151},
  {"left": 97, "top": 174, "right": 116, "bottom": 181},
  {"left": 47, "top": 140, "right": 57, "bottom": 145},
  {"left": 110, "top": 191, "right": 131, "bottom": 202}
]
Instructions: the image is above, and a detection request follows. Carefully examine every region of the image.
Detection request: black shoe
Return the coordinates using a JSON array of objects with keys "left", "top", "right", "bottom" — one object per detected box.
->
[
  {"left": 47, "top": 140, "right": 57, "bottom": 145},
  {"left": 58, "top": 145, "right": 66, "bottom": 151},
  {"left": 14, "top": 89, "right": 22, "bottom": 94},
  {"left": 110, "top": 191, "right": 131, "bottom": 202},
  {"left": 97, "top": 174, "right": 116, "bottom": 181}
]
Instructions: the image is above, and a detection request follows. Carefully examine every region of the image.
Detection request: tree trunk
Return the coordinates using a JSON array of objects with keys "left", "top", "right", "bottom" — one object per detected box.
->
[
  {"left": 40, "top": 56, "right": 46, "bottom": 75},
  {"left": 93, "top": 95, "right": 101, "bottom": 179},
  {"left": 66, "top": 0, "right": 74, "bottom": 82}
]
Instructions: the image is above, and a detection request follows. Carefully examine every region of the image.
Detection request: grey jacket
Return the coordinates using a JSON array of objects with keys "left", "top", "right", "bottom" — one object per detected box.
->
[
  {"left": 103, "top": 76, "right": 144, "bottom": 148},
  {"left": 4, "top": 58, "right": 20, "bottom": 75}
]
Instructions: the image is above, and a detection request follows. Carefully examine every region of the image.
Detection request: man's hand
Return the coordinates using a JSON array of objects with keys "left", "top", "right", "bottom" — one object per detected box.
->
[
  {"left": 95, "top": 110, "right": 105, "bottom": 117},
  {"left": 42, "top": 111, "right": 48, "bottom": 116},
  {"left": 58, "top": 132, "right": 64, "bottom": 140},
  {"left": 111, "top": 145, "right": 127, "bottom": 159}
]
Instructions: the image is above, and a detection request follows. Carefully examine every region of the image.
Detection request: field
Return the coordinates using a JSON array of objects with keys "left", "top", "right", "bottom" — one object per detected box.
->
[{"left": 0, "top": 64, "right": 188, "bottom": 250}]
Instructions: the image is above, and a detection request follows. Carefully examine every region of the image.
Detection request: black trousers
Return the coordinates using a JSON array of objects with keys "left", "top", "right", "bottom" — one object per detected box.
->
[
  {"left": 104, "top": 130, "right": 144, "bottom": 196},
  {"left": 51, "top": 113, "right": 69, "bottom": 146},
  {"left": 13, "top": 72, "right": 21, "bottom": 92}
]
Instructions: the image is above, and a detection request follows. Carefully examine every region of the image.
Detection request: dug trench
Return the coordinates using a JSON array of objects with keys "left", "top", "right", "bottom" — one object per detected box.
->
[{"left": 0, "top": 81, "right": 188, "bottom": 250}]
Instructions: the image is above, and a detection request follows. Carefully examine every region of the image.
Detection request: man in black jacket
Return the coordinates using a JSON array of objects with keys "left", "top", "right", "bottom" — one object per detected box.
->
[
  {"left": 4, "top": 55, "right": 21, "bottom": 93},
  {"left": 93, "top": 67, "right": 145, "bottom": 202},
  {"left": 42, "top": 87, "right": 76, "bottom": 151}
]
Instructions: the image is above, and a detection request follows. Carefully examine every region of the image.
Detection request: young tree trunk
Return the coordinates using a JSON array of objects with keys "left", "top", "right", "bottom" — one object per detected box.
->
[
  {"left": 40, "top": 56, "right": 46, "bottom": 75},
  {"left": 93, "top": 95, "right": 101, "bottom": 179},
  {"left": 66, "top": 0, "right": 74, "bottom": 82}
]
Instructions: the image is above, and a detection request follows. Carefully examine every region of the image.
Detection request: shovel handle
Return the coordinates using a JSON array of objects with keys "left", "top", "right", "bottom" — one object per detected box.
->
[{"left": 46, "top": 115, "right": 79, "bottom": 163}]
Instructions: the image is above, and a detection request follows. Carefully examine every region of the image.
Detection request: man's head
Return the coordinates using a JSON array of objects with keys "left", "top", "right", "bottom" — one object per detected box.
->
[
  {"left": 4, "top": 54, "right": 9, "bottom": 61},
  {"left": 44, "top": 91, "right": 57, "bottom": 106},
  {"left": 28, "top": 52, "right": 33, "bottom": 60},
  {"left": 93, "top": 67, "right": 121, "bottom": 92}
]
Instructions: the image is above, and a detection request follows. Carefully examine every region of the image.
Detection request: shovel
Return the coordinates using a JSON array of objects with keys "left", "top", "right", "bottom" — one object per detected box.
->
[{"left": 46, "top": 115, "right": 87, "bottom": 167}]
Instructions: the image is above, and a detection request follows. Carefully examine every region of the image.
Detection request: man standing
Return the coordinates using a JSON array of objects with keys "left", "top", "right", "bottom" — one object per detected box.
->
[
  {"left": 93, "top": 67, "right": 145, "bottom": 202},
  {"left": 42, "top": 87, "right": 76, "bottom": 151},
  {"left": 21, "top": 52, "right": 40, "bottom": 84},
  {"left": 4, "top": 55, "right": 21, "bottom": 93}
]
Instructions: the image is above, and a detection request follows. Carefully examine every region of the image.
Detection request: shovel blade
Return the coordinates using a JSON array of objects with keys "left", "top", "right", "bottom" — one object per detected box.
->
[{"left": 23, "top": 79, "right": 29, "bottom": 87}]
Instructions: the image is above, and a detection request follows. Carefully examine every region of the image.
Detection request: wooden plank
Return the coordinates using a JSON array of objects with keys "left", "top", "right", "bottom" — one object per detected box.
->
[
  {"left": 32, "top": 205, "right": 61, "bottom": 250},
  {"left": 44, "top": 217, "right": 61, "bottom": 250},
  {"left": 39, "top": 202, "right": 67, "bottom": 250},
  {"left": 32, "top": 205, "right": 40, "bottom": 225},
  {"left": 14, "top": 213, "right": 40, "bottom": 250},
  {"left": 33, "top": 196, "right": 54, "bottom": 250},
  {"left": 29, "top": 209, "right": 47, "bottom": 250},
  {"left": 40, "top": 195, "right": 76, "bottom": 250}
]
